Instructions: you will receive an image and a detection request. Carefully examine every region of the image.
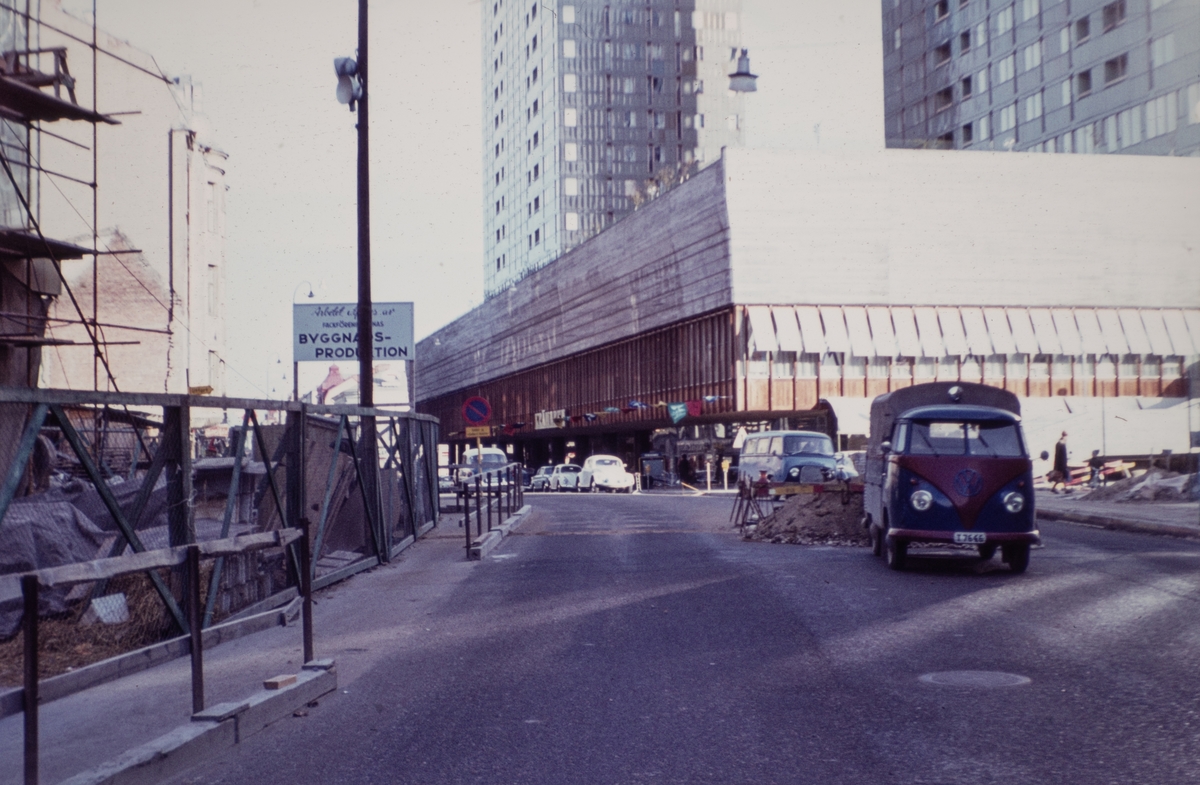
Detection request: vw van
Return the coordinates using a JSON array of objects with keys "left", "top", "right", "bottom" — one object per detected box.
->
[
  {"left": 737, "top": 430, "right": 838, "bottom": 485},
  {"left": 863, "top": 383, "right": 1039, "bottom": 573}
]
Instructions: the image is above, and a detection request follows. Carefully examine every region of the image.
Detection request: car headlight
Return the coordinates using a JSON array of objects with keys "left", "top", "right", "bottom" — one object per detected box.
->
[
  {"left": 787, "top": 467, "right": 800, "bottom": 480},
  {"left": 1003, "top": 491, "right": 1025, "bottom": 513},
  {"left": 910, "top": 490, "right": 933, "bottom": 511}
]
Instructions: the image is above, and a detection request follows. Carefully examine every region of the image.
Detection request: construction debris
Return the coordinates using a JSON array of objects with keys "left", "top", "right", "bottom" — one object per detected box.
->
[
  {"left": 743, "top": 490, "right": 869, "bottom": 546},
  {"left": 1083, "top": 468, "right": 1199, "bottom": 503}
]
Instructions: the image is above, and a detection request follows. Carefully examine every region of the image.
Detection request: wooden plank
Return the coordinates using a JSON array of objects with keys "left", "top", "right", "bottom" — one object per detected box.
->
[{"left": 0, "top": 530, "right": 301, "bottom": 602}]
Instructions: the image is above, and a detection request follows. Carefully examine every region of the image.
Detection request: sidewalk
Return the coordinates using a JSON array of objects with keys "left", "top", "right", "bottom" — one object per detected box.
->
[
  {"left": 0, "top": 510, "right": 528, "bottom": 785},
  {"left": 1036, "top": 489, "right": 1200, "bottom": 538}
]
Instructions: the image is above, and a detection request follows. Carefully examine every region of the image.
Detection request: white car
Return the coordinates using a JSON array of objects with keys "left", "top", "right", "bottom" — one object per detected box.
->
[
  {"left": 548, "top": 463, "right": 583, "bottom": 491},
  {"left": 579, "top": 455, "right": 635, "bottom": 493}
]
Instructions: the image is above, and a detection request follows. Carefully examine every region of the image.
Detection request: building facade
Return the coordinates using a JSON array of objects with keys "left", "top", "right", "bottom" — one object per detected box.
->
[
  {"left": 482, "top": 0, "right": 748, "bottom": 296},
  {"left": 29, "top": 3, "right": 230, "bottom": 398},
  {"left": 882, "top": 0, "right": 1200, "bottom": 154},
  {"left": 419, "top": 148, "right": 1200, "bottom": 470}
]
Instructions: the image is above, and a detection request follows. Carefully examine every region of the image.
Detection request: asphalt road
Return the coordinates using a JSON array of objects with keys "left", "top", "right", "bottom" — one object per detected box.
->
[{"left": 173, "top": 493, "right": 1200, "bottom": 785}]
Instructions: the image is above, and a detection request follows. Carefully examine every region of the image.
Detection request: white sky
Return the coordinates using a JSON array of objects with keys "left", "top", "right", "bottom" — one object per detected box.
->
[{"left": 66, "top": 0, "right": 884, "bottom": 397}]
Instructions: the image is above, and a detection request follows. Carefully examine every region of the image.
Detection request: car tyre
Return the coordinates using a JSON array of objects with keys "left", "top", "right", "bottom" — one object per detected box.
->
[
  {"left": 1002, "top": 543, "right": 1030, "bottom": 574},
  {"left": 885, "top": 536, "right": 907, "bottom": 571}
]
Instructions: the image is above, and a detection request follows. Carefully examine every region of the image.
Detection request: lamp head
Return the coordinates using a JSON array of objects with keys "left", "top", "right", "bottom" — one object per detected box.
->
[
  {"left": 728, "top": 49, "right": 758, "bottom": 93},
  {"left": 334, "top": 57, "right": 362, "bottom": 110}
]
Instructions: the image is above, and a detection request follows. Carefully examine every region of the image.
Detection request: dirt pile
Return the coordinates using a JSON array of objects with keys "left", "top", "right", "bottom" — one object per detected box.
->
[
  {"left": 1084, "top": 468, "right": 1198, "bottom": 503},
  {"left": 744, "top": 491, "right": 869, "bottom": 546}
]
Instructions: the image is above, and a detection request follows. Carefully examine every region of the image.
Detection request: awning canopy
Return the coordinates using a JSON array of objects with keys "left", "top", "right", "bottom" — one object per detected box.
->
[{"left": 744, "top": 305, "right": 1200, "bottom": 359}]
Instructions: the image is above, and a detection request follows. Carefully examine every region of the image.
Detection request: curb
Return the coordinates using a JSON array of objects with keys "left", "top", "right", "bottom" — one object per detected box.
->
[
  {"left": 1038, "top": 508, "right": 1200, "bottom": 539},
  {"left": 0, "top": 601, "right": 296, "bottom": 720},
  {"left": 469, "top": 505, "right": 532, "bottom": 560},
  {"left": 57, "top": 662, "right": 337, "bottom": 785}
]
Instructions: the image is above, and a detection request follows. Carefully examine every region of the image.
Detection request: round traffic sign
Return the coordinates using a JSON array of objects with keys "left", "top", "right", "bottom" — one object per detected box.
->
[{"left": 462, "top": 396, "right": 492, "bottom": 425}]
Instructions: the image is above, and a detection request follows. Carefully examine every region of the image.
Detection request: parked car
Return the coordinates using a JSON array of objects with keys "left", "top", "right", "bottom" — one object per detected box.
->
[
  {"left": 737, "top": 430, "right": 838, "bottom": 485},
  {"left": 529, "top": 465, "right": 554, "bottom": 492},
  {"left": 579, "top": 455, "right": 635, "bottom": 493},
  {"left": 548, "top": 463, "right": 583, "bottom": 491},
  {"left": 438, "top": 472, "right": 455, "bottom": 494},
  {"left": 456, "top": 447, "right": 509, "bottom": 490}
]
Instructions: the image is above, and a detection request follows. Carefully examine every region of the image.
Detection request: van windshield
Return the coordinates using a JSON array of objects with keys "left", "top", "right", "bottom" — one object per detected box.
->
[
  {"left": 783, "top": 435, "right": 834, "bottom": 456},
  {"left": 908, "top": 421, "right": 1025, "bottom": 457},
  {"left": 466, "top": 453, "right": 507, "bottom": 465}
]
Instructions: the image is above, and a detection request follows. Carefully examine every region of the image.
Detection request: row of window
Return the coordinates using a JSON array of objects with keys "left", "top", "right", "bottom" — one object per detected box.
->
[
  {"left": 955, "top": 81, "right": 1197, "bottom": 149},
  {"left": 924, "top": 33, "right": 1178, "bottom": 127},
  {"left": 744, "top": 351, "right": 1185, "bottom": 381}
]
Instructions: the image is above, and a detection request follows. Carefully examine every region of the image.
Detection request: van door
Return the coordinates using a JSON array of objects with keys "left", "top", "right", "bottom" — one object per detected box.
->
[{"left": 768, "top": 436, "right": 784, "bottom": 481}]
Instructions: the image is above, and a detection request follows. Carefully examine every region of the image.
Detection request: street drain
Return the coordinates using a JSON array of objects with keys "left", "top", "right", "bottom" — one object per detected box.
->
[{"left": 918, "top": 671, "right": 1031, "bottom": 688}]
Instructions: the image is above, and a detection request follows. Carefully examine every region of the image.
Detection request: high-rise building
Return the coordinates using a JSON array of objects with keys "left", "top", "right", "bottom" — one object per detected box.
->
[
  {"left": 882, "top": 0, "right": 1200, "bottom": 155},
  {"left": 481, "top": 0, "right": 748, "bottom": 297}
]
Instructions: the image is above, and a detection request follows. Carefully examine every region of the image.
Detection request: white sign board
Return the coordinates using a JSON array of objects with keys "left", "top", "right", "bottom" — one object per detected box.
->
[
  {"left": 535, "top": 409, "right": 566, "bottom": 430},
  {"left": 293, "top": 302, "right": 414, "bottom": 363}
]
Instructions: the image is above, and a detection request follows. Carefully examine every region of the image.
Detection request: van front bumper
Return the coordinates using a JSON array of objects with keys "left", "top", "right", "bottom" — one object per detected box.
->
[{"left": 887, "top": 528, "right": 1041, "bottom": 545}]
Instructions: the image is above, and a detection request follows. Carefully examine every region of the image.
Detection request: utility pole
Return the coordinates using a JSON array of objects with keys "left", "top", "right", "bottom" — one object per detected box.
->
[{"left": 354, "top": 0, "right": 383, "bottom": 558}]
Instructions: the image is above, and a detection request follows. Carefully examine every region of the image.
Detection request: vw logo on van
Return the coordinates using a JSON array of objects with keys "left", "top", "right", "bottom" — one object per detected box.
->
[{"left": 953, "top": 468, "right": 984, "bottom": 497}]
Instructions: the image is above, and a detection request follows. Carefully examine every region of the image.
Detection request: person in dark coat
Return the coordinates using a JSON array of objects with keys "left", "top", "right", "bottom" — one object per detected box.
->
[{"left": 1051, "top": 431, "right": 1069, "bottom": 493}]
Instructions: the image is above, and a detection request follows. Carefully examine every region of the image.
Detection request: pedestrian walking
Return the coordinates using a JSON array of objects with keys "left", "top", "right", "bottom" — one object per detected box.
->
[{"left": 1050, "top": 431, "right": 1069, "bottom": 493}]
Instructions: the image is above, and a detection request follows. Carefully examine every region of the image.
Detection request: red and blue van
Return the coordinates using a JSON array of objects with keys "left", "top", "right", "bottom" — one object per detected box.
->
[{"left": 863, "top": 382, "right": 1039, "bottom": 572}]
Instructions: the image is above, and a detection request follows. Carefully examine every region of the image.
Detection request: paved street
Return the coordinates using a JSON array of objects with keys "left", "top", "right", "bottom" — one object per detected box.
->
[{"left": 168, "top": 494, "right": 1200, "bottom": 785}]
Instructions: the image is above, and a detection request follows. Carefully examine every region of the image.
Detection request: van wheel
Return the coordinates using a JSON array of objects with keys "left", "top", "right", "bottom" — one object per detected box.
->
[
  {"left": 885, "top": 536, "right": 907, "bottom": 571},
  {"left": 1002, "top": 543, "right": 1030, "bottom": 574},
  {"left": 978, "top": 543, "right": 998, "bottom": 561}
]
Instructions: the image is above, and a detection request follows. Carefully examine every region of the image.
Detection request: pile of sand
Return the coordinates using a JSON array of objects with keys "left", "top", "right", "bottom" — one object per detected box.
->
[
  {"left": 1084, "top": 468, "right": 1198, "bottom": 503},
  {"left": 744, "top": 491, "right": 869, "bottom": 546}
]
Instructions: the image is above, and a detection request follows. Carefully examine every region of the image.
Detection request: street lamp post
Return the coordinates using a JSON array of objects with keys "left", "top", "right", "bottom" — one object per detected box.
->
[{"left": 335, "top": 0, "right": 383, "bottom": 559}]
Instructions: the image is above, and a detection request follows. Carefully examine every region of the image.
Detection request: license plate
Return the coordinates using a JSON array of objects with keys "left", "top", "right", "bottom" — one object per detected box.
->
[{"left": 953, "top": 532, "right": 987, "bottom": 545}]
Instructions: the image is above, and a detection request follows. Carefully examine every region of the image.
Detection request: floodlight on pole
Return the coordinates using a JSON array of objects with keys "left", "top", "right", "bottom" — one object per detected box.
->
[
  {"left": 334, "top": 57, "right": 362, "bottom": 110},
  {"left": 728, "top": 49, "right": 758, "bottom": 93}
]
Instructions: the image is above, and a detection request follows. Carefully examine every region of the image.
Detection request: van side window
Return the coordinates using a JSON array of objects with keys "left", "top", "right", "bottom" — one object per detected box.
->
[
  {"left": 769, "top": 436, "right": 783, "bottom": 455},
  {"left": 893, "top": 423, "right": 908, "bottom": 453}
]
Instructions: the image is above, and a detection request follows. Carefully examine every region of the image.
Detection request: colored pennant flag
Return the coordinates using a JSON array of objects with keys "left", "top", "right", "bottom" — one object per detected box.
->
[
  {"left": 603, "top": 407, "right": 621, "bottom": 413},
  {"left": 583, "top": 413, "right": 598, "bottom": 422},
  {"left": 628, "top": 400, "right": 648, "bottom": 409},
  {"left": 667, "top": 402, "right": 688, "bottom": 424},
  {"left": 686, "top": 400, "right": 703, "bottom": 416}
]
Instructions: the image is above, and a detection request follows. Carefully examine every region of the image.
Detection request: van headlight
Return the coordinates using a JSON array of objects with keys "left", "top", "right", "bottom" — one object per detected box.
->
[
  {"left": 1003, "top": 492, "right": 1025, "bottom": 513},
  {"left": 787, "top": 467, "right": 800, "bottom": 480},
  {"left": 910, "top": 490, "right": 933, "bottom": 511}
]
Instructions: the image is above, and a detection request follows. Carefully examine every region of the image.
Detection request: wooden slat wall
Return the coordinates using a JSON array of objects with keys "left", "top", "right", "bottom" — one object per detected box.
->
[
  {"left": 422, "top": 309, "right": 738, "bottom": 437},
  {"left": 417, "top": 158, "right": 734, "bottom": 403}
]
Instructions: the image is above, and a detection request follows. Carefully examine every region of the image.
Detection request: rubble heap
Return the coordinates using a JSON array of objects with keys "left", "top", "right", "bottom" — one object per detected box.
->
[
  {"left": 744, "top": 491, "right": 869, "bottom": 546},
  {"left": 1083, "top": 468, "right": 1199, "bottom": 503}
]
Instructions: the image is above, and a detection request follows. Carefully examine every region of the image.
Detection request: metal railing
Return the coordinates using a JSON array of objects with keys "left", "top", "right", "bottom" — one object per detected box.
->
[
  {"left": 0, "top": 388, "right": 439, "bottom": 729},
  {"left": 3, "top": 527, "right": 307, "bottom": 784},
  {"left": 453, "top": 463, "right": 525, "bottom": 553}
]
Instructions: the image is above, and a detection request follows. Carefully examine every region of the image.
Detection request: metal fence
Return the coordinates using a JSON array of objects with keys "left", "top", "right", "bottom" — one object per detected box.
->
[
  {"left": 0, "top": 388, "right": 439, "bottom": 690},
  {"left": 450, "top": 463, "right": 526, "bottom": 554}
]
